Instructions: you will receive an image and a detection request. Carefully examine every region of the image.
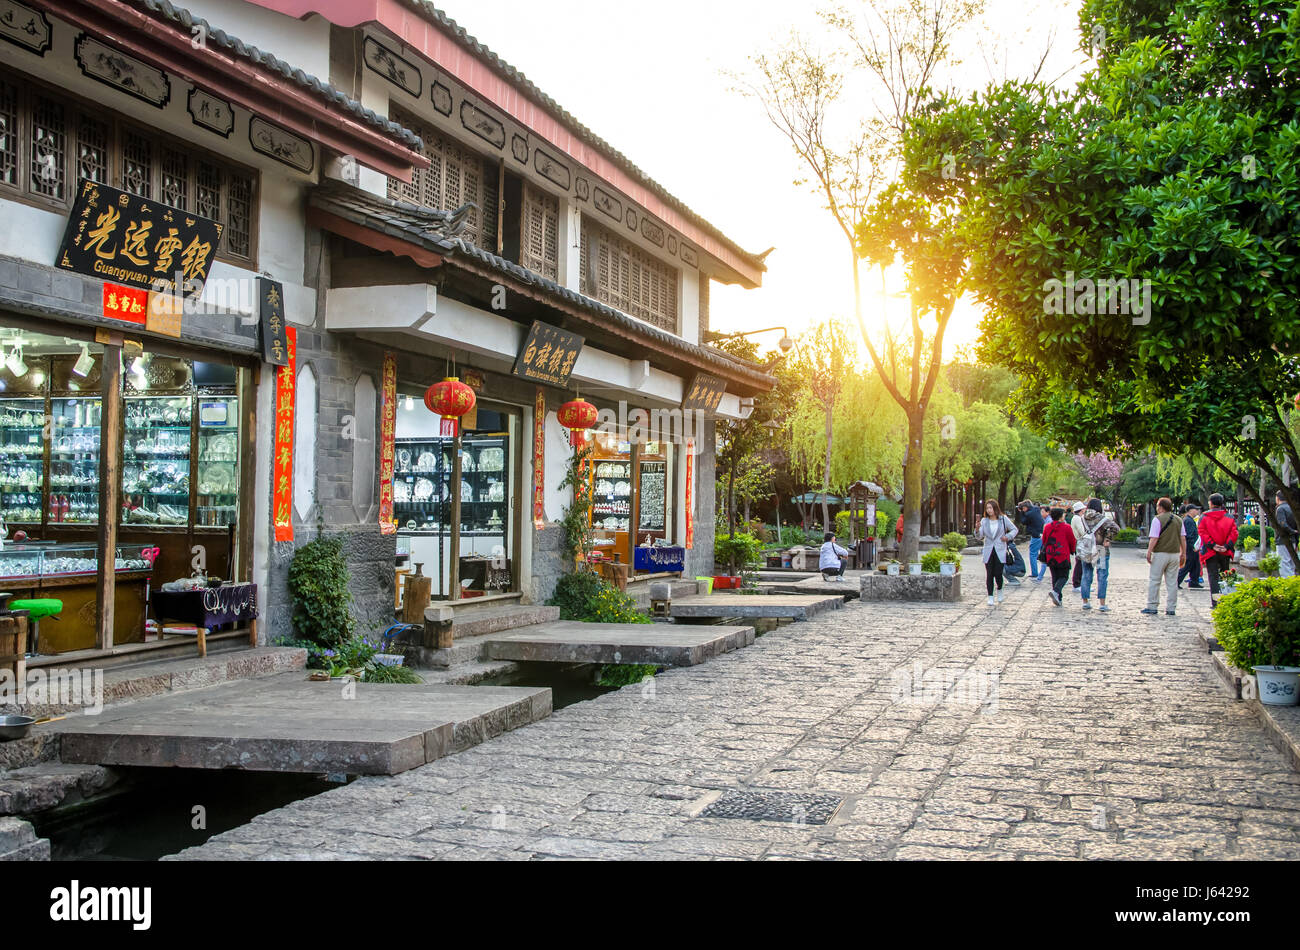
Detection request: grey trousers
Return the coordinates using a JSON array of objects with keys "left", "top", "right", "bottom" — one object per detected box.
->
[{"left": 1147, "top": 551, "right": 1180, "bottom": 611}]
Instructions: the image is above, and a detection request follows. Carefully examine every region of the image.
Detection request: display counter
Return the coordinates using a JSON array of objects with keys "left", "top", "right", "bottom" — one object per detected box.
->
[{"left": 0, "top": 542, "right": 154, "bottom": 653}]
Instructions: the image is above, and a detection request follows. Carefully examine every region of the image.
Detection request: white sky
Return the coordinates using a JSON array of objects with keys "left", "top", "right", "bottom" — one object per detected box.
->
[{"left": 447, "top": 0, "right": 1086, "bottom": 360}]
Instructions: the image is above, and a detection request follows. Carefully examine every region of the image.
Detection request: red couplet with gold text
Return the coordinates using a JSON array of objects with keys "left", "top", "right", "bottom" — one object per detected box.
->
[
  {"left": 272, "top": 326, "right": 297, "bottom": 542},
  {"left": 533, "top": 388, "right": 546, "bottom": 529},
  {"left": 378, "top": 352, "right": 397, "bottom": 535}
]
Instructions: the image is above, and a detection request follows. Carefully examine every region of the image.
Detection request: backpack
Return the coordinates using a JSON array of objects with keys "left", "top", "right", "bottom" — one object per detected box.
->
[
  {"left": 1076, "top": 520, "right": 1096, "bottom": 563},
  {"left": 1043, "top": 523, "right": 1068, "bottom": 562}
]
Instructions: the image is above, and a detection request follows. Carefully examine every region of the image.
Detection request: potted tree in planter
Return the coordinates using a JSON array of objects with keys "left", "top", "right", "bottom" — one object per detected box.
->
[
  {"left": 714, "top": 532, "right": 762, "bottom": 590},
  {"left": 1251, "top": 585, "right": 1300, "bottom": 706}
]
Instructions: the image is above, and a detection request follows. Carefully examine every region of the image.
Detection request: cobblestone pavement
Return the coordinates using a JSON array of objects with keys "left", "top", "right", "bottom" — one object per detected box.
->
[{"left": 173, "top": 551, "right": 1300, "bottom": 860}]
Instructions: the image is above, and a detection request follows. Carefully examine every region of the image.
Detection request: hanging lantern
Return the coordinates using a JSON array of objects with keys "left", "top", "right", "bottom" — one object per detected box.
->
[
  {"left": 557, "top": 398, "right": 598, "bottom": 431},
  {"left": 424, "top": 377, "right": 476, "bottom": 417}
]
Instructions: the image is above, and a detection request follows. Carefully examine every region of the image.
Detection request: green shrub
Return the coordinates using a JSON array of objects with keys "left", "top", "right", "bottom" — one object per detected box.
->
[
  {"left": 1243, "top": 535, "right": 1259, "bottom": 552},
  {"left": 1238, "top": 524, "right": 1274, "bottom": 545},
  {"left": 363, "top": 662, "right": 422, "bottom": 684},
  {"left": 1115, "top": 527, "right": 1139, "bottom": 542},
  {"left": 547, "top": 570, "right": 606, "bottom": 621},
  {"left": 597, "top": 663, "right": 658, "bottom": 687},
  {"left": 834, "top": 510, "right": 852, "bottom": 540},
  {"left": 779, "top": 526, "right": 807, "bottom": 547},
  {"left": 287, "top": 537, "right": 355, "bottom": 646},
  {"left": 1259, "top": 553, "right": 1281, "bottom": 576},
  {"left": 585, "top": 584, "right": 651, "bottom": 624},
  {"left": 942, "top": 532, "right": 967, "bottom": 552},
  {"left": 1214, "top": 577, "right": 1300, "bottom": 670},
  {"left": 715, "top": 532, "right": 763, "bottom": 571},
  {"left": 921, "top": 548, "right": 961, "bottom": 573}
]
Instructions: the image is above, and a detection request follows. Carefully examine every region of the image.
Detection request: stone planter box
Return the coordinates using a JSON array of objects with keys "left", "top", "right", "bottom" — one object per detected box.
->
[{"left": 860, "top": 571, "right": 961, "bottom": 602}]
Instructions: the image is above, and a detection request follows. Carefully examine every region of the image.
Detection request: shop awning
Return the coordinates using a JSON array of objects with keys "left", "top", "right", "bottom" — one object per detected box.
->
[{"left": 307, "top": 181, "right": 777, "bottom": 396}]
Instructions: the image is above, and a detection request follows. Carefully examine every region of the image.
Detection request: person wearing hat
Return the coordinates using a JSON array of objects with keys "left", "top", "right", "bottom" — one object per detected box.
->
[
  {"left": 1069, "top": 501, "right": 1088, "bottom": 593},
  {"left": 1177, "top": 502, "right": 1204, "bottom": 589}
]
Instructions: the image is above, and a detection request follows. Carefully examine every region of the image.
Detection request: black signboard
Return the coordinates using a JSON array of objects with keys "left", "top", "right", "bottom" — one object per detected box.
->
[
  {"left": 682, "top": 372, "right": 727, "bottom": 413},
  {"left": 55, "top": 178, "right": 223, "bottom": 299},
  {"left": 512, "top": 320, "right": 584, "bottom": 386},
  {"left": 258, "top": 277, "right": 289, "bottom": 367}
]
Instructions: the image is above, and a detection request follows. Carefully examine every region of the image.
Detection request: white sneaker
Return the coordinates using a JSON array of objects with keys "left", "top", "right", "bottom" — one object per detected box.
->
[
  {"left": 987, "top": 595, "right": 995, "bottom": 606},
  {"left": 996, "top": 590, "right": 1005, "bottom": 603}
]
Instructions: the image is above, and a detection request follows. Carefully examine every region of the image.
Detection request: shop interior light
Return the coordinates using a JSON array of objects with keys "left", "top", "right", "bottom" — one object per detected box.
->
[
  {"left": 6, "top": 346, "right": 27, "bottom": 378},
  {"left": 72, "top": 344, "right": 94, "bottom": 378},
  {"left": 404, "top": 395, "right": 414, "bottom": 412}
]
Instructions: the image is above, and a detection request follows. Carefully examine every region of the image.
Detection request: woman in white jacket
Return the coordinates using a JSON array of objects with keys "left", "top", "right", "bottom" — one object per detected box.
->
[{"left": 979, "top": 499, "right": 1018, "bottom": 606}]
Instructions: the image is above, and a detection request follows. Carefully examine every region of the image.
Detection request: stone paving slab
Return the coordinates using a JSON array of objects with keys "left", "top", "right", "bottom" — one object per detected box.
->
[
  {"left": 669, "top": 594, "right": 844, "bottom": 621},
  {"left": 485, "top": 622, "right": 755, "bottom": 667},
  {"left": 43, "top": 674, "right": 550, "bottom": 775},
  {"left": 764, "top": 576, "right": 862, "bottom": 599},
  {"left": 173, "top": 553, "right": 1300, "bottom": 860}
]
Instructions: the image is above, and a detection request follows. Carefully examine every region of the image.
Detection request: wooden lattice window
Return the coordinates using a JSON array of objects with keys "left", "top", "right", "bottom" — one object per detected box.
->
[
  {"left": 520, "top": 182, "right": 559, "bottom": 280},
  {"left": 580, "top": 218, "right": 678, "bottom": 333},
  {"left": 0, "top": 69, "right": 257, "bottom": 265},
  {"left": 386, "top": 104, "right": 496, "bottom": 249}
]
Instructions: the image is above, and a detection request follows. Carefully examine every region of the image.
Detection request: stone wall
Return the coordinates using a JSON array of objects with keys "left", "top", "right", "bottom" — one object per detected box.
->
[{"left": 685, "top": 417, "right": 717, "bottom": 580}]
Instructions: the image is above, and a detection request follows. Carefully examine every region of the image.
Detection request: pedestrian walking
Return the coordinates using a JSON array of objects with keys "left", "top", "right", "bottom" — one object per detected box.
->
[
  {"left": 1070, "top": 501, "right": 1088, "bottom": 592},
  {"left": 1041, "top": 507, "right": 1075, "bottom": 606},
  {"left": 1079, "top": 497, "right": 1118, "bottom": 612},
  {"left": 978, "top": 499, "right": 1018, "bottom": 606},
  {"left": 819, "top": 532, "right": 851, "bottom": 582},
  {"left": 1142, "top": 497, "right": 1185, "bottom": 616},
  {"left": 1177, "top": 502, "right": 1204, "bottom": 589},
  {"left": 1198, "top": 493, "right": 1239, "bottom": 607},
  {"left": 1016, "top": 500, "right": 1046, "bottom": 581},
  {"left": 1274, "top": 490, "right": 1298, "bottom": 578}
]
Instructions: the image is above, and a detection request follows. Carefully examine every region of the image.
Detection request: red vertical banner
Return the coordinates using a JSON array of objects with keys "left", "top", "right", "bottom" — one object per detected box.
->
[
  {"left": 532, "top": 387, "right": 546, "bottom": 529},
  {"left": 272, "top": 326, "right": 298, "bottom": 542},
  {"left": 685, "top": 438, "right": 695, "bottom": 549},
  {"left": 378, "top": 352, "right": 397, "bottom": 536}
]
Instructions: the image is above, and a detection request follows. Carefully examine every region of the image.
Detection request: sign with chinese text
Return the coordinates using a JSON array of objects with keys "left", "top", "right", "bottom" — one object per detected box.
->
[
  {"left": 440, "top": 418, "right": 459, "bottom": 438},
  {"left": 512, "top": 321, "right": 583, "bottom": 386},
  {"left": 259, "top": 277, "right": 289, "bottom": 366},
  {"left": 685, "top": 438, "right": 695, "bottom": 549},
  {"left": 56, "top": 179, "right": 223, "bottom": 298},
  {"left": 146, "top": 290, "right": 183, "bottom": 337},
  {"left": 532, "top": 388, "right": 546, "bottom": 529},
  {"left": 272, "top": 326, "right": 297, "bottom": 542},
  {"left": 102, "top": 283, "right": 147, "bottom": 326},
  {"left": 378, "top": 352, "right": 397, "bottom": 536},
  {"left": 462, "top": 368, "right": 485, "bottom": 393},
  {"left": 681, "top": 373, "right": 726, "bottom": 414}
]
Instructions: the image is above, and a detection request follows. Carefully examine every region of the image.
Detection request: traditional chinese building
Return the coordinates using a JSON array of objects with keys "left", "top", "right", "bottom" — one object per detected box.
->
[{"left": 0, "top": 0, "right": 770, "bottom": 660}]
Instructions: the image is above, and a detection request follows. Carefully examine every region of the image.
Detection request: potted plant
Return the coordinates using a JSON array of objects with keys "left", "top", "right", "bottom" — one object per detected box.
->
[
  {"left": 1251, "top": 588, "right": 1300, "bottom": 706},
  {"left": 1258, "top": 553, "right": 1281, "bottom": 578},
  {"left": 908, "top": 561, "right": 923, "bottom": 576},
  {"left": 1219, "top": 567, "right": 1241, "bottom": 595},
  {"left": 886, "top": 559, "right": 901, "bottom": 577}
]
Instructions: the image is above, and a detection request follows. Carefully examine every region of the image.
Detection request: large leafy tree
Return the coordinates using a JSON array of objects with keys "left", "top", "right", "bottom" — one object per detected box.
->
[{"left": 898, "top": 0, "right": 1300, "bottom": 559}]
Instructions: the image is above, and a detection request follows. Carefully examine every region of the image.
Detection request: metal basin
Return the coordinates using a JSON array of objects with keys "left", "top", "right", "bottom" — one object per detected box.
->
[{"left": 0, "top": 715, "right": 35, "bottom": 741}]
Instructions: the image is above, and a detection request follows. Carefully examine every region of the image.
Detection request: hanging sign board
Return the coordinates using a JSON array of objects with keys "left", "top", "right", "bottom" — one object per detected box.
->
[
  {"left": 102, "top": 283, "right": 148, "bottom": 326},
  {"left": 512, "top": 321, "right": 584, "bottom": 386},
  {"left": 259, "top": 277, "right": 290, "bottom": 366},
  {"left": 378, "top": 352, "right": 397, "bottom": 536},
  {"left": 532, "top": 387, "right": 546, "bottom": 529},
  {"left": 685, "top": 438, "right": 695, "bottom": 549},
  {"left": 272, "top": 326, "right": 297, "bottom": 542},
  {"left": 56, "top": 178, "right": 222, "bottom": 298},
  {"left": 682, "top": 372, "right": 726, "bottom": 413}
]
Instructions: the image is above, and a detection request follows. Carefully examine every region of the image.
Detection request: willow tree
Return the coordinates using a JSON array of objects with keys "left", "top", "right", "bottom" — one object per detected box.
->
[{"left": 743, "top": 0, "right": 984, "bottom": 561}]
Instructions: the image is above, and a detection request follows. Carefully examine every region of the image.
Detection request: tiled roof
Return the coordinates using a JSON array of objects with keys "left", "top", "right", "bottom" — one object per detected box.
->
[
  {"left": 309, "top": 182, "right": 775, "bottom": 391},
  {"left": 123, "top": 0, "right": 424, "bottom": 151},
  {"left": 399, "top": 1, "right": 768, "bottom": 274}
]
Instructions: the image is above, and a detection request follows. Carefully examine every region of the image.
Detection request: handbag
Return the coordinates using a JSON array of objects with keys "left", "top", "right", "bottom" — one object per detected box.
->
[{"left": 1001, "top": 516, "right": 1015, "bottom": 565}]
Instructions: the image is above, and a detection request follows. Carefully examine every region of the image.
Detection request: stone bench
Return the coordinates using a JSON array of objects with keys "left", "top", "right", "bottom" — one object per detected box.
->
[{"left": 860, "top": 572, "right": 961, "bottom": 602}]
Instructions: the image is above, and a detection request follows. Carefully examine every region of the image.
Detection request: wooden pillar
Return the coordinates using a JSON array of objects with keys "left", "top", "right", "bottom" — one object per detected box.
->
[
  {"left": 237, "top": 364, "right": 258, "bottom": 583},
  {"left": 449, "top": 429, "right": 463, "bottom": 600},
  {"left": 96, "top": 343, "right": 123, "bottom": 649}
]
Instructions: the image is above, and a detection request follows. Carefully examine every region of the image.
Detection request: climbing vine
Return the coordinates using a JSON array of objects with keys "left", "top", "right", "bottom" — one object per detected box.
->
[{"left": 559, "top": 437, "right": 594, "bottom": 568}]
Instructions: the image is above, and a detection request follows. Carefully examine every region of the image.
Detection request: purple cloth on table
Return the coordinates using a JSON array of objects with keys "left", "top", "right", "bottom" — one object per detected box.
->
[{"left": 152, "top": 584, "right": 258, "bottom": 629}]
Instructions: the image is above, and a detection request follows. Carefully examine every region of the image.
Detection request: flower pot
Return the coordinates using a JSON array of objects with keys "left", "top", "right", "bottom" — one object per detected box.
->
[
  {"left": 940, "top": 562, "right": 956, "bottom": 576},
  {"left": 696, "top": 576, "right": 714, "bottom": 596},
  {"left": 908, "top": 562, "right": 922, "bottom": 576},
  {"left": 1252, "top": 666, "right": 1300, "bottom": 706},
  {"left": 887, "top": 563, "right": 900, "bottom": 577}
]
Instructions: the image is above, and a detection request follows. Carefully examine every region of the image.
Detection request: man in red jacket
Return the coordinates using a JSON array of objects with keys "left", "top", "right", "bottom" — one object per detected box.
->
[
  {"left": 1041, "top": 506, "right": 1077, "bottom": 607},
  {"left": 1197, "top": 493, "right": 1239, "bottom": 607}
]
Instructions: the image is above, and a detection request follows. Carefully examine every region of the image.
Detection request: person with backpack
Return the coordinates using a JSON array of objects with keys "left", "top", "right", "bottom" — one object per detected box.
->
[
  {"left": 1079, "top": 497, "right": 1118, "bottom": 612},
  {"left": 1016, "top": 500, "right": 1046, "bottom": 581},
  {"left": 1198, "top": 493, "right": 1239, "bottom": 607},
  {"left": 1142, "top": 496, "right": 1186, "bottom": 616},
  {"left": 1040, "top": 507, "right": 1076, "bottom": 606},
  {"left": 1177, "top": 503, "right": 1204, "bottom": 589},
  {"left": 978, "top": 499, "right": 1018, "bottom": 606}
]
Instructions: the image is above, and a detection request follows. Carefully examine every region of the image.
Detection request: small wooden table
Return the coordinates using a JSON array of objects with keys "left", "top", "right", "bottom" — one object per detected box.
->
[{"left": 152, "top": 583, "right": 258, "bottom": 657}]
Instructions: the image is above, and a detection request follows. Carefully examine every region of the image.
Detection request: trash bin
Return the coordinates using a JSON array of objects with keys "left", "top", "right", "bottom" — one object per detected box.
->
[{"left": 695, "top": 576, "right": 714, "bottom": 595}]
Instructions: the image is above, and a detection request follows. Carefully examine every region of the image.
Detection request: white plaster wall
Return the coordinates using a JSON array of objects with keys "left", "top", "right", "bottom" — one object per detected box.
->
[
  {"left": 542, "top": 411, "right": 573, "bottom": 523},
  {"left": 0, "top": 200, "right": 65, "bottom": 267},
  {"left": 178, "top": 0, "right": 333, "bottom": 80},
  {"left": 557, "top": 198, "right": 582, "bottom": 292},
  {"left": 679, "top": 268, "right": 700, "bottom": 343}
]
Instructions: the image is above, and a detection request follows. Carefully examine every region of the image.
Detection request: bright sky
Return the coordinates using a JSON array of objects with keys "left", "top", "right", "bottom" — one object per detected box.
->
[{"left": 447, "top": 0, "right": 1086, "bottom": 361}]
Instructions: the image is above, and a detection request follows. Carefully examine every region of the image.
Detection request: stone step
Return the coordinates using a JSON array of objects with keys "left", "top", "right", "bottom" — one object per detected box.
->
[
  {"left": 396, "top": 604, "right": 561, "bottom": 669},
  {"left": 0, "top": 816, "right": 48, "bottom": 861},
  {"left": 485, "top": 620, "right": 756, "bottom": 667},
  {"left": 0, "top": 762, "right": 119, "bottom": 816},
  {"left": 627, "top": 578, "right": 700, "bottom": 609}
]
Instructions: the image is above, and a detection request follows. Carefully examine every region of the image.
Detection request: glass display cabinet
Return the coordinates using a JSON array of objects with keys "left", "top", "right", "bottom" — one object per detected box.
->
[
  {"left": 590, "top": 457, "right": 631, "bottom": 562},
  {"left": 123, "top": 394, "right": 192, "bottom": 526},
  {"left": 49, "top": 396, "right": 101, "bottom": 524},
  {"left": 196, "top": 396, "right": 238, "bottom": 527},
  {"left": 0, "top": 396, "right": 47, "bottom": 526}
]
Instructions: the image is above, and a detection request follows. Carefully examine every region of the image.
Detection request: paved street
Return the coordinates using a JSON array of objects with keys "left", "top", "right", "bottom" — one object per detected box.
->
[{"left": 173, "top": 551, "right": 1300, "bottom": 860}]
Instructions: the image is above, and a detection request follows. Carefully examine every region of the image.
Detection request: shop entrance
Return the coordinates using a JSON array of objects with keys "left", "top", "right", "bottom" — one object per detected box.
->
[
  {"left": 587, "top": 430, "right": 676, "bottom": 569},
  {"left": 393, "top": 393, "right": 521, "bottom": 597},
  {"left": 0, "top": 321, "right": 253, "bottom": 656}
]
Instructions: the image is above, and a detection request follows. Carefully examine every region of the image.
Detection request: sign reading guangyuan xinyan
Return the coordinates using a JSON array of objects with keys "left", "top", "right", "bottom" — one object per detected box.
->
[
  {"left": 682, "top": 372, "right": 727, "bottom": 413},
  {"left": 512, "top": 320, "right": 584, "bottom": 386},
  {"left": 55, "top": 178, "right": 223, "bottom": 299}
]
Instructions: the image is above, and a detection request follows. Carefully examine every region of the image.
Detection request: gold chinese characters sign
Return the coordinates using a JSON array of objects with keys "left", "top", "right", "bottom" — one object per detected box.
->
[
  {"left": 682, "top": 372, "right": 726, "bottom": 413},
  {"left": 55, "top": 178, "right": 223, "bottom": 299},
  {"left": 258, "top": 277, "right": 290, "bottom": 367},
  {"left": 512, "top": 321, "right": 584, "bottom": 387}
]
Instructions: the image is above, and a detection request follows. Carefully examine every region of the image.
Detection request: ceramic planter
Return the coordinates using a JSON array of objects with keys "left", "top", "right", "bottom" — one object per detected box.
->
[
  {"left": 887, "top": 563, "right": 900, "bottom": 577},
  {"left": 908, "top": 562, "right": 922, "bottom": 576},
  {"left": 1252, "top": 666, "right": 1300, "bottom": 706},
  {"left": 940, "top": 561, "right": 957, "bottom": 576}
]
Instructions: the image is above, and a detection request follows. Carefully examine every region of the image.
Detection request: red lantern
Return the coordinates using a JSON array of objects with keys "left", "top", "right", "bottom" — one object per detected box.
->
[
  {"left": 424, "top": 377, "right": 476, "bottom": 417},
  {"left": 557, "top": 398, "right": 598, "bottom": 431}
]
